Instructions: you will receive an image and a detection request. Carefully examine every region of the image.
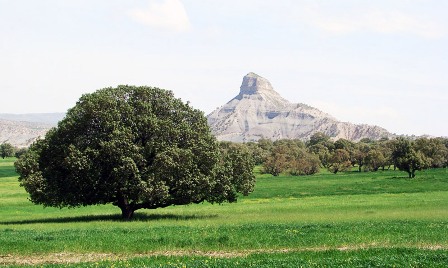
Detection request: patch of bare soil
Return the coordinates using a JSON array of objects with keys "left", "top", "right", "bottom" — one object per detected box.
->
[
  {"left": 1, "top": 245, "right": 446, "bottom": 265},
  {"left": 1, "top": 251, "right": 244, "bottom": 266}
]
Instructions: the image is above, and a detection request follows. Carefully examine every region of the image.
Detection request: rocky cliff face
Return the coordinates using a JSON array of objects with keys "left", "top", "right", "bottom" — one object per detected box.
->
[{"left": 207, "top": 72, "right": 391, "bottom": 142}]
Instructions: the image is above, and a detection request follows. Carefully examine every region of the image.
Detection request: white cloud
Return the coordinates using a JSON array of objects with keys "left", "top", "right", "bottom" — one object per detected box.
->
[
  {"left": 128, "top": 0, "right": 191, "bottom": 32},
  {"left": 300, "top": 5, "right": 445, "bottom": 39}
]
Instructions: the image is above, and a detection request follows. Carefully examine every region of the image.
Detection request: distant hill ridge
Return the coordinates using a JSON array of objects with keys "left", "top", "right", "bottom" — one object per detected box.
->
[
  {"left": 207, "top": 72, "right": 392, "bottom": 142},
  {"left": 0, "top": 113, "right": 64, "bottom": 147},
  {"left": 0, "top": 113, "right": 65, "bottom": 125}
]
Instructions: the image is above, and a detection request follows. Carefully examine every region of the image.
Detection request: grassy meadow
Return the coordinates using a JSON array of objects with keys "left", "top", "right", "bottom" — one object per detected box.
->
[{"left": 1, "top": 157, "right": 448, "bottom": 267}]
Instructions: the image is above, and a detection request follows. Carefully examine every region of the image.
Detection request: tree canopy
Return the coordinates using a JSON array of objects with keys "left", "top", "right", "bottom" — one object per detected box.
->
[
  {"left": 15, "top": 86, "right": 255, "bottom": 219},
  {"left": 391, "top": 138, "right": 429, "bottom": 178},
  {"left": 0, "top": 143, "right": 14, "bottom": 159}
]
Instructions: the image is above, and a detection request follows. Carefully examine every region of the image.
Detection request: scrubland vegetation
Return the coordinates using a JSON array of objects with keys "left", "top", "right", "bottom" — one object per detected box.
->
[
  {"left": 247, "top": 133, "right": 448, "bottom": 178},
  {"left": 1, "top": 157, "right": 448, "bottom": 267}
]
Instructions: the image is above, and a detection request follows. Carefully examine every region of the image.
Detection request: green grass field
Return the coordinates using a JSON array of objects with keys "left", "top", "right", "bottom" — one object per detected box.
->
[{"left": 1, "top": 157, "right": 448, "bottom": 267}]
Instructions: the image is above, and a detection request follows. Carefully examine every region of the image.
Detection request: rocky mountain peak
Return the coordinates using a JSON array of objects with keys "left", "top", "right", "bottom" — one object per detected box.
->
[
  {"left": 237, "top": 72, "right": 288, "bottom": 106},
  {"left": 239, "top": 72, "right": 274, "bottom": 95},
  {"left": 207, "top": 73, "right": 392, "bottom": 142}
]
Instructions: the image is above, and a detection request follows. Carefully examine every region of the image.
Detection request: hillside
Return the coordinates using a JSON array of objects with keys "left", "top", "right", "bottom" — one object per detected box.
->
[
  {"left": 0, "top": 119, "right": 53, "bottom": 148},
  {"left": 207, "top": 72, "right": 392, "bottom": 142}
]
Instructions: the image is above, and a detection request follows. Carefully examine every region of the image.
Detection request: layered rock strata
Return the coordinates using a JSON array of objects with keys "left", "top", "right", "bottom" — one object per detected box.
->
[{"left": 207, "top": 72, "right": 391, "bottom": 142}]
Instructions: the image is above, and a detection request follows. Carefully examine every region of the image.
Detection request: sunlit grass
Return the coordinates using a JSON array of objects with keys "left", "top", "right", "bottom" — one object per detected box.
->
[
  {"left": 1, "top": 159, "right": 448, "bottom": 266},
  {"left": 30, "top": 249, "right": 448, "bottom": 268}
]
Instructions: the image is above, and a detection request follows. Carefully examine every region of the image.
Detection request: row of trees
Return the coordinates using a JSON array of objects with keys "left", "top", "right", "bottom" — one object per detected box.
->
[{"left": 243, "top": 133, "right": 448, "bottom": 178}]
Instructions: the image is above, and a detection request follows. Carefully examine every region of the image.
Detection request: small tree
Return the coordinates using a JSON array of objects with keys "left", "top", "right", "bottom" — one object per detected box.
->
[
  {"left": 364, "top": 149, "right": 386, "bottom": 172},
  {"left": 378, "top": 140, "right": 393, "bottom": 170},
  {"left": 328, "top": 149, "right": 352, "bottom": 174},
  {"left": 0, "top": 143, "right": 14, "bottom": 159},
  {"left": 212, "top": 143, "right": 255, "bottom": 202},
  {"left": 289, "top": 151, "right": 320, "bottom": 176},
  {"left": 308, "top": 144, "right": 332, "bottom": 168},
  {"left": 391, "top": 138, "right": 429, "bottom": 178},
  {"left": 352, "top": 142, "right": 370, "bottom": 172},
  {"left": 15, "top": 86, "right": 255, "bottom": 219},
  {"left": 262, "top": 145, "right": 289, "bottom": 176}
]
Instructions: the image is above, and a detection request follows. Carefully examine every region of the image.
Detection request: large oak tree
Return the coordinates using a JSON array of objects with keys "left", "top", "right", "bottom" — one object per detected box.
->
[{"left": 15, "top": 86, "right": 255, "bottom": 219}]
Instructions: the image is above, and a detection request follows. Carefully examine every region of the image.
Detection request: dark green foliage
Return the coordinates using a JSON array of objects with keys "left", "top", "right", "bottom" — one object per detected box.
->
[
  {"left": 377, "top": 140, "right": 394, "bottom": 170},
  {"left": 307, "top": 133, "right": 334, "bottom": 168},
  {"left": 262, "top": 146, "right": 289, "bottom": 176},
  {"left": 364, "top": 149, "right": 386, "bottom": 171},
  {"left": 0, "top": 143, "right": 14, "bottom": 159},
  {"left": 14, "top": 86, "right": 255, "bottom": 219},
  {"left": 307, "top": 143, "right": 331, "bottom": 168},
  {"left": 262, "top": 140, "right": 319, "bottom": 176},
  {"left": 334, "top": 138, "right": 354, "bottom": 151},
  {"left": 211, "top": 142, "right": 256, "bottom": 203},
  {"left": 14, "top": 147, "right": 28, "bottom": 159},
  {"left": 328, "top": 149, "right": 352, "bottom": 174},
  {"left": 307, "top": 132, "right": 334, "bottom": 150},
  {"left": 288, "top": 150, "right": 320, "bottom": 176},
  {"left": 351, "top": 142, "right": 370, "bottom": 172},
  {"left": 244, "top": 142, "right": 266, "bottom": 165},
  {"left": 391, "top": 138, "right": 429, "bottom": 178},
  {"left": 414, "top": 137, "right": 448, "bottom": 168}
]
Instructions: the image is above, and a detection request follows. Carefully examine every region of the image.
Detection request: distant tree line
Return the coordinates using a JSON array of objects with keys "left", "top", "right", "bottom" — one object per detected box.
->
[
  {"left": 0, "top": 143, "right": 28, "bottom": 159},
  {"left": 241, "top": 133, "right": 448, "bottom": 178}
]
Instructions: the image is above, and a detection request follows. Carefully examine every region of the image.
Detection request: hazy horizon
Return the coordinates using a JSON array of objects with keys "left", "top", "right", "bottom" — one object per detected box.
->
[{"left": 1, "top": 1, "right": 447, "bottom": 137}]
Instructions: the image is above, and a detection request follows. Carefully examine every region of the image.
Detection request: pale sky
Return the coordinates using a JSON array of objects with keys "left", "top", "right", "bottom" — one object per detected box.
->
[{"left": 1, "top": 0, "right": 447, "bottom": 137}]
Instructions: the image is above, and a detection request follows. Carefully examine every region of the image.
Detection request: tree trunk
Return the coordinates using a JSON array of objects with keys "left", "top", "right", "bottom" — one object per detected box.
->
[
  {"left": 117, "top": 193, "right": 135, "bottom": 220},
  {"left": 120, "top": 206, "right": 135, "bottom": 220}
]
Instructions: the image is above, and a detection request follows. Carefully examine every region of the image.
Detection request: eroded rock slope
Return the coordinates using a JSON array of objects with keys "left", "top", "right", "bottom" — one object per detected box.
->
[{"left": 207, "top": 72, "right": 391, "bottom": 142}]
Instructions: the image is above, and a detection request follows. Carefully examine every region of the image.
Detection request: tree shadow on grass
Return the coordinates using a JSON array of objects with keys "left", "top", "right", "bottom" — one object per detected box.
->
[
  {"left": 386, "top": 176, "right": 413, "bottom": 180},
  {"left": 0, "top": 213, "right": 218, "bottom": 225}
]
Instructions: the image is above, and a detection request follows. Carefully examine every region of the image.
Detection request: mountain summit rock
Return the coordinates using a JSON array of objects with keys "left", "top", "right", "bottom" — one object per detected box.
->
[{"left": 207, "top": 72, "right": 391, "bottom": 142}]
